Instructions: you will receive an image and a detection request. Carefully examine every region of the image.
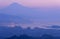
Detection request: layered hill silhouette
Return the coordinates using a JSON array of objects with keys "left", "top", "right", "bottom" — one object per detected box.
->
[
  {"left": 1, "top": 34, "right": 60, "bottom": 39},
  {"left": 0, "top": 25, "right": 60, "bottom": 38},
  {"left": 6, "top": 34, "right": 60, "bottom": 39}
]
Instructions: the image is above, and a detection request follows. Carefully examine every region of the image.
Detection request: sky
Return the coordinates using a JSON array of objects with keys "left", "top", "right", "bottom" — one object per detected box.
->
[
  {"left": 0, "top": 0, "right": 60, "bottom": 28},
  {"left": 16, "top": 0, "right": 60, "bottom": 7},
  {"left": 0, "top": 0, "right": 60, "bottom": 7}
]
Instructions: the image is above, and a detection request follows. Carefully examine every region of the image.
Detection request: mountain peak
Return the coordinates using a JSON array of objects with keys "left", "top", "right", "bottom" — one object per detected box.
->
[
  {"left": 10, "top": 3, "right": 20, "bottom": 6},
  {"left": 9, "top": 3, "right": 24, "bottom": 7}
]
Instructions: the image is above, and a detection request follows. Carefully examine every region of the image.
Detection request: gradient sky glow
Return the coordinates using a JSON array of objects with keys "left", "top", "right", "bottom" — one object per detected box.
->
[
  {"left": 16, "top": 0, "right": 60, "bottom": 7},
  {"left": 0, "top": 0, "right": 60, "bottom": 8},
  {"left": 0, "top": 0, "right": 14, "bottom": 8}
]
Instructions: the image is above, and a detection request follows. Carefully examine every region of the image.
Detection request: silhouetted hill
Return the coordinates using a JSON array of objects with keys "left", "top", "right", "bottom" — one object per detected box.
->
[
  {"left": 0, "top": 26, "right": 60, "bottom": 37},
  {"left": 6, "top": 34, "right": 40, "bottom": 39},
  {"left": 0, "top": 26, "right": 23, "bottom": 37},
  {"left": 6, "top": 34, "right": 60, "bottom": 39},
  {"left": 0, "top": 36, "right": 5, "bottom": 39}
]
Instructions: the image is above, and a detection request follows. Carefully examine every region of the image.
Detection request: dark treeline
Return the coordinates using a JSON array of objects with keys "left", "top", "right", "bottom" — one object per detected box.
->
[
  {"left": 0, "top": 25, "right": 60, "bottom": 39},
  {"left": 6, "top": 34, "right": 60, "bottom": 39}
]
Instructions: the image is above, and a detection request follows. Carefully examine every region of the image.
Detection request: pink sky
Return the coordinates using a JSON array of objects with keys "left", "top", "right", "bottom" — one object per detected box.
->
[
  {"left": 16, "top": 0, "right": 60, "bottom": 7},
  {"left": 0, "top": 0, "right": 60, "bottom": 8}
]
